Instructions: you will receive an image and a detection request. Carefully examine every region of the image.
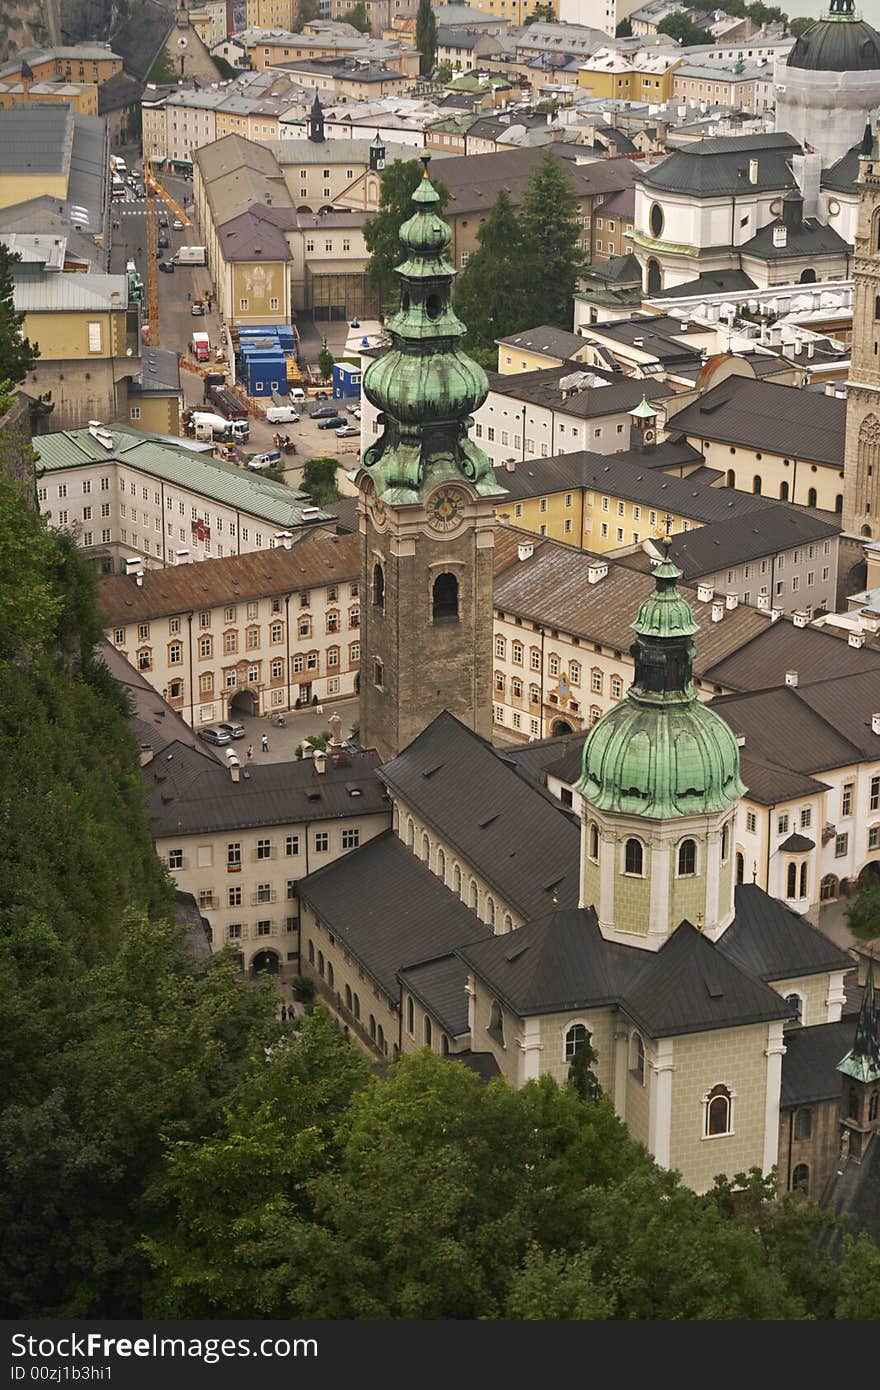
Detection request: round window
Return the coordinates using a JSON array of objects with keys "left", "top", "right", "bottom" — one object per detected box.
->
[{"left": 649, "top": 203, "right": 664, "bottom": 238}]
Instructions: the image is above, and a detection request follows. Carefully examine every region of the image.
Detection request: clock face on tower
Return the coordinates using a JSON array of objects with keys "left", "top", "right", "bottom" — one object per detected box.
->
[
  {"left": 427, "top": 486, "right": 467, "bottom": 532},
  {"left": 368, "top": 493, "right": 387, "bottom": 529}
]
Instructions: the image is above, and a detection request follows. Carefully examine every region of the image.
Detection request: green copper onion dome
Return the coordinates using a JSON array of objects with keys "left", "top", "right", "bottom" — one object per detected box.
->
[
  {"left": 360, "top": 155, "right": 505, "bottom": 505},
  {"left": 575, "top": 551, "right": 746, "bottom": 820}
]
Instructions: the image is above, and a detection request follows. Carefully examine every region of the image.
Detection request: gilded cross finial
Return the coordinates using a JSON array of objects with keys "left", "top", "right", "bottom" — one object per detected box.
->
[
  {"left": 420, "top": 152, "right": 431, "bottom": 179},
  {"left": 551, "top": 887, "right": 559, "bottom": 908}
]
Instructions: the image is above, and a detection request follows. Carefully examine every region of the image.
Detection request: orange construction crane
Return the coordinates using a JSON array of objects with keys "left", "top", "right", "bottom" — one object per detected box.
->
[
  {"left": 145, "top": 156, "right": 191, "bottom": 228},
  {"left": 144, "top": 183, "right": 159, "bottom": 346}
]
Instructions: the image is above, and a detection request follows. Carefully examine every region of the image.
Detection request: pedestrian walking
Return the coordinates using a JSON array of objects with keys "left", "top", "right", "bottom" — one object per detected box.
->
[
  {"left": 261, "top": 734, "right": 269, "bottom": 753},
  {"left": 280, "top": 1003, "right": 287, "bottom": 1022},
  {"left": 247, "top": 743, "right": 254, "bottom": 760}
]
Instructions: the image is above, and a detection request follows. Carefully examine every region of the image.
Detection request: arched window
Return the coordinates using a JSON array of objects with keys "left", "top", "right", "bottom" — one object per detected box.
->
[
  {"left": 589, "top": 822, "right": 600, "bottom": 860},
  {"left": 784, "top": 992, "right": 803, "bottom": 1029},
  {"left": 791, "top": 1163, "right": 810, "bottom": 1193},
  {"left": 794, "top": 1107, "right": 812, "bottom": 1139},
  {"left": 807, "top": 487, "right": 817, "bottom": 508},
  {"left": 779, "top": 480, "right": 789, "bottom": 501},
  {"left": 787, "top": 862, "right": 798, "bottom": 898},
  {"left": 346, "top": 984, "right": 353, "bottom": 1011},
  {"left": 835, "top": 494, "right": 843, "bottom": 513},
  {"left": 820, "top": 874, "right": 839, "bottom": 901},
  {"left": 432, "top": 572, "right": 459, "bottom": 622},
  {"left": 406, "top": 817, "right": 414, "bottom": 849},
  {"left": 486, "top": 896, "right": 496, "bottom": 929},
  {"left": 378, "top": 1023, "right": 385, "bottom": 1053},
  {"left": 436, "top": 847, "right": 446, "bottom": 881},
  {"left": 327, "top": 961, "right": 334, "bottom": 989},
  {"left": 624, "top": 838, "right": 643, "bottom": 876},
  {"left": 721, "top": 823, "right": 729, "bottom": 861},
  {"left": 870, "top": 1091, "right": 879, "bottom": 1122},
  {"left": 372, "top": 561, "right": 384, "bottom": 611},
  {"left": 875, "top": 295, "right": 880, "bottom": 321},
  {"left": 353, "top": 992, "right": 360, "bottom": 1020},
  {"left": 503, "top": 912, "right": 513, "bottom": 932},
  {"left": 469, "top": 879, "right": 479, "bottom": 911},
  {"left": 704, "top": 1083, "right": 733, "bottom": 1137},
  {"left": 753, "top": 475, "right": 762, "bottom": 495},
  {"left": 726, "top": 469, "right": 736, "bottom": 488},
  {"left": 564, "top": 1022, "right": 589, "bottom": 1060},
  {"left": 318, "top": 950, "right": 324, "bottom": 978},
  {"left": 678, "top": 838, "right": 697, "bottom": 876},
  {"left": 849, "top": 1086, "right": 860, "bottom": 1119},
  {"left": 736, "top": 852, "right": 745, "bottom": 884},
  {"left": 488, "top": 999, "right": 504, "bottom": 1045},
  {"left": 424, "top": 1016, "right": 432, "bottom": 1048},
  {"left": 421, "top": 832, "right": 430, "bottom": 862},
  {"left": 441, "top": 1033, "right": 449, "bottom": 1055},
  {"left": 630, "top": 1032, "right": 645, "bottom": 1084},
  {"left": 369, "top": 1014, "right": 376, "bottom": 1041},
  {"left": 308, "top": 940, "right": 315, "bottom": 965},
  {"left": 799, "top": 267, "right": 816, "bottom": 284},
  {"left": 407, "top": 995, "right": 414, "bottom": 1034},
  {"left": 647, "top": 256, "right": 662, "bottom": 293},
  {"left": 453, "top": 862, "right": 462, "bottom": 896},
  {"left": 799, "top": 861, "right": 808, "bottom": 899}
]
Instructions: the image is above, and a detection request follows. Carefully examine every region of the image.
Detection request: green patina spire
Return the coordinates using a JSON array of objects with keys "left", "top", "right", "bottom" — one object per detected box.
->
[
  {"left": 360, "top": 155, "right": 505, "bottom": 504},
  {"left": 575, "top": 548, "right": 746, "bottom": 819},
  {"left": 838, "top": 957, "right": 880, "bottom": 1083}
]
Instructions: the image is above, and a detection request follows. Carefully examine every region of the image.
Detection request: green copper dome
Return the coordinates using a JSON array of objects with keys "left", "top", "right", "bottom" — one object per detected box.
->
[
  {"left": 575, "top": 552, "right": 746, "bottom": 820},
  {"left": 360, "top": 155, "right": 505, "bottom": 505},
  {"left": 787, "top": 0, "right": 880, "bottom": 71}
]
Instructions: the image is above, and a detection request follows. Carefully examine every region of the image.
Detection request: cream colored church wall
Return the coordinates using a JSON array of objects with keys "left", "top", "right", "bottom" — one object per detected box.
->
[
  {"left": 624, "top": 1031, "right": 652, "bottom": 1149},
  {"left": 668, "top": 856, "right": 709, "bottom": 930},
  {"left": 395, "top": 795, "right": 523, "bottom": 934},
  {"left": 612, "top": 864, "right": 652, "bottom": 937},
  {"left": 470, "top": 980, "right": 524, "bottom": 1086},
  {"left": 537, "top": 1007, "right": 616, "bottom": 1091},
  {"left": 668, "top": 1023, "right": 771, "bottom": 1193},
  {"left": 770, "top": 972, "right": 834, "bottom": 1028}
]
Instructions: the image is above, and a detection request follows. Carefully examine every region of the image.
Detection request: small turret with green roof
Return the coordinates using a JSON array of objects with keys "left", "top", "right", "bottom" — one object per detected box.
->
[
  {"left": 576, "top": 549, "right": 745, "bottom": 820},
  {"left": 360, "top": 155, "right": 505, "bottom": 506}
]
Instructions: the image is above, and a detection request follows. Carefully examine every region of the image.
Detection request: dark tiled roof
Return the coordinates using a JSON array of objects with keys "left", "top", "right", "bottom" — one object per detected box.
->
[
  {"left": 378, "top": 712, "right": 581, "bottom": 921},
  {"left": 649, "top": 269, "right": 757, "bottom": 299},
  {"left": 740, "top": 217, "right": 850, "bottom": 261},
  {"left": 668, "top": 377, "right": 846, "bottom": 468},
  {"left": 299, "top": 830, "right": 490, "bottom": 1000},
  {"left": 702, "top": 618, "right": 880, "bottom": 693},
  {"left": 499, "top": 729, "right": 588, "bottom": 792},
  {"left": 636, "top": 132, "right": 800, "bottom": 196},
  {"left": 495, "top": 325, "right": 586, "bottom": 360},
  {"left": 583, "top": 252, "right": 641, "bottom": 286},
  {"left": 656, "top": 507, "right": 841, "bottom": 578},
  {"left": 398, "top": 953, "right": 471, "bottom": 1036},
  {"left": 711, "top": 675, "right": 880, "bottom": 774},
  {"left": 780, "top": 1018, "right": 855, "bottom": 1105},
  {"left": 821, "top": 143, "right": 860, "bottom": 194},
  {"left": 437, "top": 145, "right": 636, "bottom": 216},
  {"left": 99, "top": 641, "right": 214, "bottom": 761},
  {"left": 453, "top": 1050, "right": 502, "bottom": 1080},
  {"left": 779, "top": 832, "right": 816, "bottom": 852},
  {"left": 146, "top": 741, "right": 388, "bottom": 837},
  {"left": 485, "top": 364, "right": 671, "bottom": 419},
  {"left": 739, "top": 751, "right": 829, "bottom": 805},
  {"left": 718, "top": 883, "right": 853, "bottom": 982}
]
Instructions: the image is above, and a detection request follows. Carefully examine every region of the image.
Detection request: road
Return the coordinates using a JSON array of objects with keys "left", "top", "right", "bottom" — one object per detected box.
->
[{"left": 110, "top": 166, "right": 364, "bottom": 477}]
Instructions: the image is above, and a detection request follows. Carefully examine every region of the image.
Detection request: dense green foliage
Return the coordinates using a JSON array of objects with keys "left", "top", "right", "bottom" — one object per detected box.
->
[
  {"left": 789, "top": 15, "right": 813, "bottom": 36},
  {"left": 346, "top": 1, "right": 372, "bottom": 33},
  {"left": 146, "top": 48, "right": 178, "bottom": 85},
  {"left": 846, "top": 881, "right": 880, "bottom": 940},
  {"left": 303, "top": 456, "right": 340, "bottom": 503},
  {"left": 364, "top": 159, "right": 450, "bottom": 313},
  {"left": 453, "top": 153, "right": 586, "bottom": 357},
  {"left": 318, "top": 346, "right": 335, "bottom": 382},
  {"left": 657, "top": 11, "right": 714, "bottom": 44},
  {"left": 416, "top": 0, "right": 438, "bottom": 75},
  {"left": 0, "top": 244, "right": 38, "bottom": 390}
]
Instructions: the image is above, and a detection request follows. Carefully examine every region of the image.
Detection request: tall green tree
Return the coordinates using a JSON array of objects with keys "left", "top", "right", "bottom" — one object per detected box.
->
[
  {"left": 846, "top": 881, "right": 880, "bottom": 940},
  {"left": 303, "top": 456, "right": 340, "bottom": 504},
  {"left": 416, "top": 0, "right": 438, "bottom": 75},
  {"left": 518, "top": 151, "right": 586, "bottom": 330},
  {"left": 0, "top": 243, "right": 38, "bottom": 389},
  {"left": 656, "top": 10, "right": 714, "bottom": 43},
  {"left": 364, "top": 159, "right": 449, "bottom": 315},
  {"left": 453, "top": 190, "right": 527, "bottom": 359}
]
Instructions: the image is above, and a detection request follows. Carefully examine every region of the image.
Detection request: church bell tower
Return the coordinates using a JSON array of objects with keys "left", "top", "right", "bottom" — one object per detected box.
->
[
  {"left": 356, "top": 156, "right": 506, "bottom": 762},
  {"left": 843, "top": 112, "right": 880, "bottom": 541}
]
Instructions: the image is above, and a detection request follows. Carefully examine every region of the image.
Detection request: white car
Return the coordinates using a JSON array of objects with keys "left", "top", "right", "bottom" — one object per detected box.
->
[{"left": 172, "top": 219, "right": 184, "bottom": 230}]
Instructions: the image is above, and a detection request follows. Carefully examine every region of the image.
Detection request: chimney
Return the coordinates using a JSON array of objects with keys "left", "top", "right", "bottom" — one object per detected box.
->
[
  {"left": 229, "top": 758, "right": 241, "bottom": 782},
  {"left": 135, "top": 570, "right": 144, "bottom": 587},
  {"left": 518, "top": 542, "right": 534, "bottom": 561},
  {"left": 274, "top": 531, "right": 294, "bottom": 549},
  {"left": 314, "top": 749, "right": 327, "bottom": 774},
  {"left": 785, "top": 669, "right": 798, "bottom": 686},
  {"left": 807, "top": 339, "right": 815, "bottom": 359},
  {"left": 872, "top": 712, "right": 880, "bottom": 735},
  {"left": 176, "top": 549, "right": 191, "bottom": 564},
  {"left": 138, "top": 744, "right": 154, "bottom": 767},
  {"left": 725, "top": 592, "right": 738, "bottom": 610},
  {"left": 736, "top": 734, "right": 746, "bottom": 748},
  {"left": 756, "top": 592, "right": 770, "bottom": 611},
  {"left": 711, "top": 600, "right": 724, "bottom": 622},
  {"left": 124, "top": 555, "right": 142, "bottom": 575},
  {"left": 587, "top": 560, "right": 609, "bottom": 584},
  {"left": 697, "top": 582, "right": 714, "bottom": 603},
  {"left": 772, "top": 224, "right": 787, "bottom": 248},
  {"left": 792, "top": 609, "right": 809, "bottom": 627},
  {"left": 749, "top": 157, "right": 759, "bottom": 183},
  {"left": 848, "top": 632, "right": 865, "bottom": 648},
  {"left": 504, "top": 458, "right": 517, "bottom": 472}
]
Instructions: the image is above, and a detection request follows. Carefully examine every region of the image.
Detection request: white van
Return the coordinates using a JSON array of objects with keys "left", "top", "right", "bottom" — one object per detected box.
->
[
  {"left": 246, "top": 450, "right": 282, "bottom": 471},
  {"left": 289, "top": 387, "right": 306, "bottom": 402},
  {"left": 265, "top": 404, "right": 300, "bottom": 424}
]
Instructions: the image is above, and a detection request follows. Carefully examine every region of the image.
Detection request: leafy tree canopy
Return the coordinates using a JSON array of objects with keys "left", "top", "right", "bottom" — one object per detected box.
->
[
  {"left": 416, "top": 0, "right": 439, "bottom": 75},
  {"left": 846, "top": 881, "right": 880, "bottom": 941},
  {"left": 0, "top": 244, "right": 38, "bottom": 388},
  {"left": 303, "top": 455, "right": 340, "bottom": 504},
  {"left": 657, "top": 11, "right": 714, "bottom": 43}
]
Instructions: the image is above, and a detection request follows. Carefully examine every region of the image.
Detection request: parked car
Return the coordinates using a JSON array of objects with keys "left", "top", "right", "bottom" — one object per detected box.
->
[
  {"left": 312, "top": 390, "right": 330, "bottom": 400},
  {"left": 158, "top": 212, "right": 169, "bottom": 227},
  {"left": 172, "top": 218, "right": 184, "bottom": 229},
  {"left": 318, "top": 415, "right": 347, "bottom": 430},
  {"left": 191, "top": 301, "right": 205, "bottom": 315},
  {"left": 199, "top": 726, "right": 231, "bottom": 745},
  {"left": 347, "top": 406, "right": 362, "bottom": 419},
  {"left": 157, "top": 234, "right": 169, "bottom": 249},
  {"left": 310, "top": 404, "right": 340, "bottom": 419},
  {"left": 158, "top": 260, "right": 175, "bottom": 273},
  {"left": 335, "top": 424, "right": 359, "bottom": 438},
  {"left": 218, "top": 721, "right": 246, "bottom": 740}
]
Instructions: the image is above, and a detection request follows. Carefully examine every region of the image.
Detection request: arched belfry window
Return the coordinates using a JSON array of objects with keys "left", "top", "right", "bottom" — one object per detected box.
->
[
  {"left": 624, "top": 838, "right": 643, "bottom": 876},
  {"left": 704, "top": 1083, "right": 733, "bottom": 1137},
  {"left": 433, "top": 571, "right": 458, "bottom": 622},
  {"left": 678, "top": 839, "right": 696, "bottom": 876},
  {"left": 372, "top": 561, "right": 384, "bottom": 611}
]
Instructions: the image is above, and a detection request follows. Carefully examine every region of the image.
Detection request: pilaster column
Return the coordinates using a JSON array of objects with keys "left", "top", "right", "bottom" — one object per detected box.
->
[
  {"left": 613, "top": 1026, "right": 628, "bottom": 1121},
  {"left": 705, "top": 829, "right": 722, "bottom": 932},
  {"left": 648, "top": 1038, "right": 675, "bottom": 1169},
  {"left": 598, "top": 827, "right": 615, "bottom": 930},
  {"left": 826, "top": 970, "right": 847, "bottom": 1022},
  {"left": 519, "top": 1017, "right": 543, "bottom": 1085},
  {"left": 648, "top": 838, "right": 670, "bottom": 943},
  {"left": 763, "top": 1022, "right": 786, "bottom": 1176}
]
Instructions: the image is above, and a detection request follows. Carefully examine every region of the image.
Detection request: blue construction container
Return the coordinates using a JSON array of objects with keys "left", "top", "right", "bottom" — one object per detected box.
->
[{"left": 332, "top": 362, "right": 362, "bottom": 400}]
